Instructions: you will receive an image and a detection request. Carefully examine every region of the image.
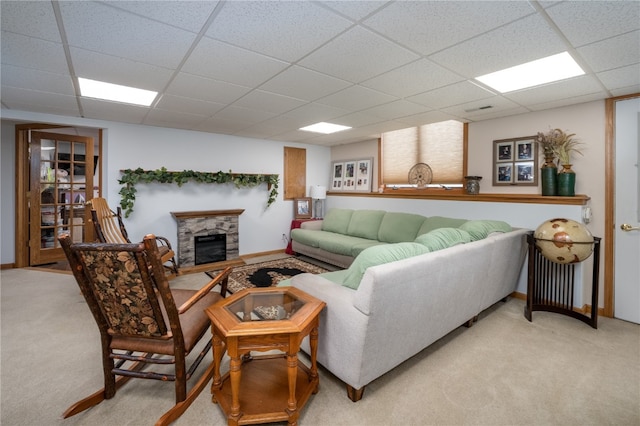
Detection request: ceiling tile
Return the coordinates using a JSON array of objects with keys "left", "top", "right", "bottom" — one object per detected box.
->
[
  {"left": 503, "top": 75, "right": 605, "bottom": 106},
  {"left": 361, "top": 58, "right": 464, "bottom": 98},
  {"left": 1, "top": 64, "right": 75, "bottom": 96},
  {"left": 315, "top": 85, "right": 397, "bottom": 111},
  {"left": 598, "top": 64, "right": 640, "bottom": 92},
  {"left": 1, "top": 86, "right": 79, "bottom": 113},
  {"left": 109, "top": 1, "right": 220, "bottom": 33},
  {"left": 79, "top": 98, "right": 149, "bottom": 124},
  {"left": 0, "top": 1, "right": 60, "bottom": 41},
  {"left": 545, "top": 1, "right": 640, "bottom": 47},
  {"left": 577, "top": 31, "right": 640, "bottom": 73},
  {"left": 154, "top": 94, "right": 225, "bottom": 116},
  {"left": 429, "top": 13, "right": 567, "bottom": 78},
  {"left": 59, "top": 1, "right": 197, "bottom": 68},
  {"left": 363, "top": 1, "right": 535, "bottom": 56},
  {"left": 144, "top": 108, "right": 208, "bottom": 130},
  {"left": 259, "top": 66, "right": 352, "bottom": 101},
  {"left": 360, "top": 100, "right": 431, "bottom": 120},
  {"left": 166, "top": 73, "right": 252, "bottom": 104},
  {"left": 206, "top": 1, "right": 352, "bottom": 62},
  {"left": 213, "top": 105, "right": 277, "bottom": 124},
  {"left": 1, "top": 32, "right": 69, "bottom": 74},
  {"left": 231, "top": 90, "right": 307, "bottom": 115},
  {"left": 299, "top": 26, "right": 419, "bottom": 83},
  {"left": 281, "top": 102, "right": 351, "bottom": 124},
  {"left": 70, "top": 47, "right": 174, "bottom": 91},
  {"left": 182, "top": 37, "right": 289, "bottom": 87},
  {"left": 407, "top": 81, "right": 495, "bottom": 109},
  {"left": 318, "top": 1, "right": 388, "bottom": 21}
]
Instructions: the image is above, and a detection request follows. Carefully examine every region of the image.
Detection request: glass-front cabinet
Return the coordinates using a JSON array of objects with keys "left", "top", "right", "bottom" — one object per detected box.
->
[{"left": 29, "top": 131, "right": 95, "bottom": 265}]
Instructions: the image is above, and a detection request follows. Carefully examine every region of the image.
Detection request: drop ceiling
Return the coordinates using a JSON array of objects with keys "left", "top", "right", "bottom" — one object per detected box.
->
[{"left": 1, "top": 1, "right": 638, "bottom": 146}]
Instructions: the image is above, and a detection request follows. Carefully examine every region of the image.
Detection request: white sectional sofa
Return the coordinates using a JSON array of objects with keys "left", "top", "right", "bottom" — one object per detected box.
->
[{"left": 289, "top": 223, "right": 529, "bottom": 401}]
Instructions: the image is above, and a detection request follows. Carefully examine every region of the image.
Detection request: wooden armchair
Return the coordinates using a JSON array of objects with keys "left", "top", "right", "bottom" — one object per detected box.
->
[
  {"left": 88, "top": 197, "right": 179, "bottom": 276},
  {"left": 59, "top": 233, "right": 232, "bottom": 425}
]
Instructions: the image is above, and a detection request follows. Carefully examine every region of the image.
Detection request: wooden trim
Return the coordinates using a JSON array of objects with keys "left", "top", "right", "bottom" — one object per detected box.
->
[
  {"left": 604, "top": 97, "right": 615, "bottom": 318},
  {"left": 604, "top": 92, "right": 640, "bottom": 318},
  {"left": 327, "top": 191, "right": 590, "bottom": 206},
  {"left": 170, "top": 209, "right": 245, "bottom": 220}
]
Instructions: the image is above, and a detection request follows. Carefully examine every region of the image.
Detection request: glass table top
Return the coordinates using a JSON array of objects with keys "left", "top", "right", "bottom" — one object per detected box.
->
[{"left": 224, "top": 289, "right": 305, "bottom": 321}]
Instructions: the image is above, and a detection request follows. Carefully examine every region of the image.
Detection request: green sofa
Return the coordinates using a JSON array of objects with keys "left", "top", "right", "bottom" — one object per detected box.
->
[{"left": 290, "top": 208, "right": 468, "bottom": 268}]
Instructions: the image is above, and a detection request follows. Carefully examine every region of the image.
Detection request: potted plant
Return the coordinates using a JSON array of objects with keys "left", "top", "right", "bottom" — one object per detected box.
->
[{"left": 535, "top": 128, "right": 583, "bottom": 196}]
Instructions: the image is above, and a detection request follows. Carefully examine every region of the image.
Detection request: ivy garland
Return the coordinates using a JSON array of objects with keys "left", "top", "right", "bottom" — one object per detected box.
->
[{"left": 118, "top": 167, "right": 279, "bottom": 217}]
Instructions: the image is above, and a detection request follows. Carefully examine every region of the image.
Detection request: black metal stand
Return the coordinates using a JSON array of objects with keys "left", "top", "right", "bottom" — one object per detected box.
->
[{"left": 524, "top": 232, "right": 601, "bottom": 329}]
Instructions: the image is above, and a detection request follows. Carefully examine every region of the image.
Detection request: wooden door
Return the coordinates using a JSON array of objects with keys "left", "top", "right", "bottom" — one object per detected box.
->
[{"left": 29, "top": 132, "right": 94, "bottom": 265}]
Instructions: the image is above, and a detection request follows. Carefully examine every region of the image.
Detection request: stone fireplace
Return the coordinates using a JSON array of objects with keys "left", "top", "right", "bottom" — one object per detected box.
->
[{"left": 171, "top": 209, "right": 244, "bottom": 268}]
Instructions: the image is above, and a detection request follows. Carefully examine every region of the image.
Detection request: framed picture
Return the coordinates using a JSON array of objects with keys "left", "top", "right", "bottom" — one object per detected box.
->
[
  {"left": 343, "top": 160, "right": 356, "bottom": 191},
  {"left": 331, "top": 162, "right": 344, "bottom": 190},
  {"left": 294, "top": 197, "right": 312, "bottom": 219},
  {"left": 330, "top": 158, "right": 373, "bottom": 192},
  {"left": 493, "top": 136, "right": 538, "bottom": 186}
]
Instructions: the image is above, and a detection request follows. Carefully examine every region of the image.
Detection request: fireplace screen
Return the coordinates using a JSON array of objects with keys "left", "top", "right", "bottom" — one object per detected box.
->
[{"left": 194, "top": 234, "right": 226, "bottom": 265}]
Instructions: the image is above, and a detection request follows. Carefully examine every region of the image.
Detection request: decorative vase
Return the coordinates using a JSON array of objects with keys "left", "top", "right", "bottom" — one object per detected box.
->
[
  {"left": 540, "top": 156, "right": 557, "bottom": 196},
  {"left": 557, "top": 164, "right": 575, "bottom": 196},
  {"left": 464, "top": 176, "right": 482, "bottom": 195}
]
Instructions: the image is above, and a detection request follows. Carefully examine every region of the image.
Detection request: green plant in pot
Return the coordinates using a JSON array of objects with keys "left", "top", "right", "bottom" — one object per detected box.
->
[{"left": 536, "top": 128, "right": 583, "bottom": 196}]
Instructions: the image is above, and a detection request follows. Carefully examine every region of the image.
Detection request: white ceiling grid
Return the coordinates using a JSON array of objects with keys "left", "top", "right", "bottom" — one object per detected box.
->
[{"left": 1, "top": 0, "right": 639, "bottom": 146}]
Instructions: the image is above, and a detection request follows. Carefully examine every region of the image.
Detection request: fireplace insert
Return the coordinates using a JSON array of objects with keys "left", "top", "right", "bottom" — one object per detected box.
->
[{"left": 194, "top": 234, "right": 226, "bottom": 265}]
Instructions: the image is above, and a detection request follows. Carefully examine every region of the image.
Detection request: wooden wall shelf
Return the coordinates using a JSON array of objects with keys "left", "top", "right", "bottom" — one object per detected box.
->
[{"left": 327, "top": 191, "right": 590, "bottom": 206}]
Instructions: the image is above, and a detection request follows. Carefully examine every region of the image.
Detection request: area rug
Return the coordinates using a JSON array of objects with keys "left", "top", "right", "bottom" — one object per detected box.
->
[{"left": 206, "top": 257, "right": 330, "bottom": 294}]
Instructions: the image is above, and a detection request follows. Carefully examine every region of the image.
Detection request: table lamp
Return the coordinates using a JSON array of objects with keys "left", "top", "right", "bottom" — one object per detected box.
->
[{"left": 310, "top": 185, "right": 327, "bottom": 219}]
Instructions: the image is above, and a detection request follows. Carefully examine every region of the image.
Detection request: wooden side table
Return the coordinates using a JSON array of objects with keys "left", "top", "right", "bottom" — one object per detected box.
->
[{"left": 205, "top": 287, "right": 326, "bottom": 426}]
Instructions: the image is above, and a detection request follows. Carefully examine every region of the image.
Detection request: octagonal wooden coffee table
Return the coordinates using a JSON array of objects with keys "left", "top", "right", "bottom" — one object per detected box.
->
[{"left": 205, "top": 287, "right": 325, "bottom": 426}]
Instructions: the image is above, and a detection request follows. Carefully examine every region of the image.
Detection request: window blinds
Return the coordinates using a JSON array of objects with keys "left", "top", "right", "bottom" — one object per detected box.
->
[{"left": 381, "top": 120, "right": 464, "bottom": 185}]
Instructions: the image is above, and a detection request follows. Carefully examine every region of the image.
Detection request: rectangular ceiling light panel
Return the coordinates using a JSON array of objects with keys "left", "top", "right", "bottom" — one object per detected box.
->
[
  {"left": 475, "top": 52, "right": 585, "bottom": 93},
  {"left": 300, "top": 122, "right": 352, "bottom": 134},
  {"left": 78, "top": 77, "right": 158, "bottom": 106}
]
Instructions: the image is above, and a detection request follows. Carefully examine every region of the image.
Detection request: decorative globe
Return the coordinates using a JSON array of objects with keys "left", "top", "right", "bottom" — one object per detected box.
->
[{"left": 534, "top": 218, "right": 594, "bottom": 264}]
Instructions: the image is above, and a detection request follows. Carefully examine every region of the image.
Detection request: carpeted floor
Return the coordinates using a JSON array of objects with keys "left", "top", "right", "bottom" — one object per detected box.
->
[
  {"left": 207, "top": 257, "right": 331, "bottom": 293},
  {"left": 2, "top": 267, "right": 638, "bottom": 425}
]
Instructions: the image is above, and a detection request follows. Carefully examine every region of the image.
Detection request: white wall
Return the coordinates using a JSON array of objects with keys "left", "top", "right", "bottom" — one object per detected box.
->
[
  {"left": 1, "top": 101, "right": 606, "bottom": 309},
  {"left": 1, "top": 121, "right": 16, "bottom": 263},
  {"left": 0, "top": 110, "right": 331, "bottom": 263}
]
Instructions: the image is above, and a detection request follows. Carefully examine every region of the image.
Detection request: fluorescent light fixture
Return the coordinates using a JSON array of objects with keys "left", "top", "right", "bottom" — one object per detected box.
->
[
  {"left": 475, "top": 52, "right": 585, "bottom": 93},
  {"left": 300, "top": 122, "right": 351, "bottom": 134},
  {"left": 78, "top": 77, "right": 157, "bottom": 106}
]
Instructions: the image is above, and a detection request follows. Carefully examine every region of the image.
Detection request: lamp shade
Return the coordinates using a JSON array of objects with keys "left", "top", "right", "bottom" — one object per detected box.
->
[{"left": 310, "top": 185, "right": 327, "bottom": 199}]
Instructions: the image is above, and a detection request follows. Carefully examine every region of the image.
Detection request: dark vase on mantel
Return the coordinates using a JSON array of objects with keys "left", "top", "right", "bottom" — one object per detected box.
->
[
  {"left": 557, "top": 164, "right": 576, "bottom": 196},
  {"left": 540, "top": 155, "right": 558, "bottom": 196}
]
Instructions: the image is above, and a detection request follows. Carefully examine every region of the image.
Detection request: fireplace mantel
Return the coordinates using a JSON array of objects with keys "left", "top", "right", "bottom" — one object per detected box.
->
[{"left": 170, "top": 209, "right": 245, "bottom": 220}]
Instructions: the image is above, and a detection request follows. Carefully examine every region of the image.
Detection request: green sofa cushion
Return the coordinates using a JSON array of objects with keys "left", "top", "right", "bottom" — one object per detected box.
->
[
  {"left": 347, "top": 210, "right": 386, "bottom": 240},
  {"left": 351, "top": 241, "right": 386, "bottom": 257},
  {"left": 414, "top": 228, "right": 473, "bottom": 251},
  {"left": 322, "top": 209, "right": 353, "bottom": 234},
  {"left": 459, "top": 220, "right": 512, "bottom": 241},
  {"left": 418, "top": 216, "right": 469, "bottom": 235},
  {"left": 343, "top": 242, "right": 430, "bottom": 290},
  {"left": 317, "top": 233, "right": 377, "bottom": 257},
  {"left": 377, "top": 212, "right": 428, "bottom": 243},
  {"left": 290, "top": 228, "right": 322, "bottom": 247}
]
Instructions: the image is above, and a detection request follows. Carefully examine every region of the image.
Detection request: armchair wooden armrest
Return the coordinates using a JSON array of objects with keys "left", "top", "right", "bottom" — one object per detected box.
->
[{"left": 177, "top": 267, "right": 232, "bottom": 314}]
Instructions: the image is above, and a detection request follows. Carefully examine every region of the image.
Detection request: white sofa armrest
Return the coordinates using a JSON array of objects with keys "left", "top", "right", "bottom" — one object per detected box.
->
[
  {"left": 291, "top": 273, "right": 370, "bottom": 389},
  {"left": 300, "top": 220, "right": 323, "bottom": 230}
]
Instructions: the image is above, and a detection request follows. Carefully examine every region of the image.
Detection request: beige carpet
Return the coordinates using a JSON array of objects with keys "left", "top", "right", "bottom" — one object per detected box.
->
[{"left": 1, "top": 267, "right": 639, "bottom": 426}]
